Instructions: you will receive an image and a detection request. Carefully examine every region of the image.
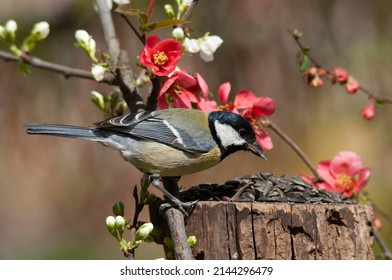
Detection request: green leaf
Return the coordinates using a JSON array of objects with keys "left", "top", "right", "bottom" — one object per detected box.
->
[
  {"left": 299, "top": 54, "right": 310, "bottom": 73},
  {"left": 18, "top": 61, "right": 31, "bottom": 75},
  {"left": 140, "top": 19, "right": 189, "bottom": 33},
  {"left": 115, "top": 4, "right": 148, "bottom": 24},
  {"left": 112, "top": 201, "right": 125, "bottom": 217},
  {"left": 110, "top": 92, "right": 120, "bottom": 112},
  {"left": 376, "top": 99, "right": 385, "bottom": 109}
]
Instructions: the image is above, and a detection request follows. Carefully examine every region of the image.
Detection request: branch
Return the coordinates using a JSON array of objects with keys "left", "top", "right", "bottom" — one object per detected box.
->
[
  {"left": 161, "top": 177, "right": 194, "bottom": 260},
  {"left": 288, "top": 29, "right": 392, "bottom": 104},
  {"left": 95, "top": 0, "right": 145, "bottom": 113},
  {"left": 95, "top": 0, "right": 121, "bottom": 68},
  {"left": 181, "top": 0, "right": 200, "bottom": 22},
  {"left": 263, "top": 118, "right": 323, "bottom": 182},
  {"left": 164, "top": 208, "right": 194, "bottom": 260},
  {"left": 0, "top": 49, "right": 115, "bottom": 83}
]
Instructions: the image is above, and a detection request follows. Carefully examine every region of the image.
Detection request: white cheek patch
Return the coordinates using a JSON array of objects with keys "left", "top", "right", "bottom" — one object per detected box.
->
[
  {"left": 214, "top": 121, "right": 246, "bottom": 148},
  {"left": 163, "top": 120, "right": 184, "bottom": 145}
]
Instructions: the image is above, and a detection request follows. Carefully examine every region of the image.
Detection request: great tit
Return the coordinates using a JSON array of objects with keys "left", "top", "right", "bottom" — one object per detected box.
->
[{"left": 24, "top": 108, "right": 267, "bottom": 177}]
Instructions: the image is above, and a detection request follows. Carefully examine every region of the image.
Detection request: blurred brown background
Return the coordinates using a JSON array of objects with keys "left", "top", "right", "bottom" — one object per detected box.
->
[{"left": 1, "top": 0, "right": 391, "bottom": 259}]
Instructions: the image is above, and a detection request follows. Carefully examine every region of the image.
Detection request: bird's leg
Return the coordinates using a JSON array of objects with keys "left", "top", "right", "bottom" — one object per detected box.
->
[{"left": 149, "top": 175, "right": 197, "bottom": 217}]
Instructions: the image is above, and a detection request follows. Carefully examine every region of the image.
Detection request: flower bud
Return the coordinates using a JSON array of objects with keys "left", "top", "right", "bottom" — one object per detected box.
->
[
  {"left": 187, "top": 236, "right": 197, "bottom": 248},
  {"left": 106, "top": 216, "right": 117, "bottom": 237},
  {"left": 90, "top": 90, "right": 105, "bottom": 111},
  {"left": 0, "top": 25, "right": 5, "bottom": 40},
  {"left": 172, "top": 27, "right": 184, "bottom": 40},
  {"left": 345, "top": 76, "right": 360, "bottom": 94},
  {"left": 362, "top": 98, "right": 376, "bottom": 120},
  {"left": 31, "top": 21, "right": 50, "bottom": 40},
  {"left": 75, "top": 29, "right": 90, "bottom": 45},
  {"left": 91, "top": 64, "right": 106, "bottom": 81},
  {"left": 164, "top": 4, "right": 175, "bottom": 19},
  {"left": 5, "top": 19, "right": 17, "bottom": 34},
  {"left": 4, "top": 19, "right": 17, "bottom": 43},
  {"left": 134, "top": 222, "right": 154, "bottom": 241},
  {"left": 115, "top": 215, "right": 126, "bottom": 236}
]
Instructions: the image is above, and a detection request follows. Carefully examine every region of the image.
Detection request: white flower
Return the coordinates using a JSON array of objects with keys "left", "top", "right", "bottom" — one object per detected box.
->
[
  {"left": 91, "top": 64, "right": 106, "bottom": 81},
  {"left": 183, "top": 37, "right": 200, "bottom": 53},
  {"left": 32, "top": 21, "right": 50, "bottom": 40},
  {"left": 172, "top": 27, "right": 184, "bottom": 40},
  {"left": 5, "top": 19, "right": 17, "bottom": 34},
  {"left": 199, "top": 35, "right": 223, "bottom": 62}
]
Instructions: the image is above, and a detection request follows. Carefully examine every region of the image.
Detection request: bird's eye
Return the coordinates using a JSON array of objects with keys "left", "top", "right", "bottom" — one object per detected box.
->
[{"left": 239, "top": 128, "right": 246, "bottom": 137}]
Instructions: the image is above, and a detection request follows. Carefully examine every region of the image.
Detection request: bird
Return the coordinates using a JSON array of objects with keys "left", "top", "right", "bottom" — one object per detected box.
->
[{"left": 24, "top": 108, "right": 267, "bottom": 212}]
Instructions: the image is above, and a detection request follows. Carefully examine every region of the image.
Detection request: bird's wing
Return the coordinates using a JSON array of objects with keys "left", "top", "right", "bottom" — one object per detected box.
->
[{"left": 94, "top": 110, "right": 215, "bottom": 154}]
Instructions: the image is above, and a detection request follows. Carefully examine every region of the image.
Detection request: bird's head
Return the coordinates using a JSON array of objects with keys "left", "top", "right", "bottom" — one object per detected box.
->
[{"left": 208, "top": 111, "right": 267, "bottom": 161}]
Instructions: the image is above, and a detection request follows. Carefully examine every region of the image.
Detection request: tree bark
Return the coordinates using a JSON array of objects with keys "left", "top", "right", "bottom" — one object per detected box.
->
[{"left": 184, "top": 201, "right": 374, "bottom": 260}]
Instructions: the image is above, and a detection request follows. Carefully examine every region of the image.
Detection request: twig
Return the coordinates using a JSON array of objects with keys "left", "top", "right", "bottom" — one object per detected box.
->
[
  {"left": 0, "top": 50, "right": 115, "bottom": 83},
  {"left": 146, "top": 77, "right": 161, "bottom": 111},
  {"left": 120, "top": 14, "right": 145, "bottom": 45},
  {"left": 288, "top": 28, "right": 392, "bottom": 104},
  {"left": 146, "top": 0, "right": 155, "bottom": 22},
  {"left": 181, "top": 0, "right": 200, "bottom": 22},
  {"left": 263, "top": 118, "right": 323, "bottom": 182},
  {"left": 373, "top": 229, "right": 392, "bottom": 260}
]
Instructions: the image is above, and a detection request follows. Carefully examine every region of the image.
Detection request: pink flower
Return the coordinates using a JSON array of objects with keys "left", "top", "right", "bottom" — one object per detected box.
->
[
  {"left": 345, "top": 76, "right": 360, "bottom": 94},
  {"left": 303, "top": 67, "right": 326, "bottom": 88},
  {"left": 329, "top": 67, "right": 349, "bottom": 84},
  {"left": 301, "top": 151, "right": 371, "bottom": 197},
  {"left": 158, "top": 71, "right": 209, "bottom": 109},
  {"left": 362, "top": 98, "right": 376, "bottom": 120},
  {"left": 139, "top": 36, "right": 183, "bottom": 76}
]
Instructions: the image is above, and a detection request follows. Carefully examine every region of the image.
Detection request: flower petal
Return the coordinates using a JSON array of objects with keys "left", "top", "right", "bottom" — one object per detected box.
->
[
  {"left": 317, "top": 160, "right": 336, "bottom": 187},
  {"left": 251, "top": 97, "right": 276, "bottom": 117},
  {"left": 255, "top": 129, "right": 273, "bottom": 150},
  {"left": 218, "top": 82, "right": 231, "bottom": 103},
  {"left": 234, "top": 90, "right": 257, "bottom": 109},
  {"left": 356, "top": 167, "right": 371, "bottom": 191},
  {"left": 330, "top": 151, "right": 363, "bottom": 177},
  {"left": 197, "top": 98, "right": 218, "bottom": 112},
  {"left": 195, "top": 73, "right": 209, "bottom": 99}
]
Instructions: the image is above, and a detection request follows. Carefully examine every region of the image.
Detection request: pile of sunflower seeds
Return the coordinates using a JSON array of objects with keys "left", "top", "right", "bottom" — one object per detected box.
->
[{"left": 180, "top": 172, "right": 354, "bottom": 204}]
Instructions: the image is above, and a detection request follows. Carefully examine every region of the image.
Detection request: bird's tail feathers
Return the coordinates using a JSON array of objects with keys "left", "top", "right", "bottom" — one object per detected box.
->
[{"left": 24, "top": 124, "right": 99, "bottom": 141}]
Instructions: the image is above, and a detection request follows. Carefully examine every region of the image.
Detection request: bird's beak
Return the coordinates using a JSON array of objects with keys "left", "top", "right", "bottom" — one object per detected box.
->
[{"left": 246, "top": 141, "right": 267, "bottom": 160}]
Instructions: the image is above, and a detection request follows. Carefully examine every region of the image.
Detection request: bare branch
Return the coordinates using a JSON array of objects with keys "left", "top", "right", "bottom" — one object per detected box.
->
[
  {"left": 95, "top": 0, "right": 121, "bottom": 68},
  {"left": 0, "top": 49, "right": 115, "bottom": 83},
  {"left": 288, "top": 29, "right": 392, "bottom": 104},
  {"left": 181, "top": 0, "right": 200, "bottom": 21},
  {"left": 95, "top": 0, "right": 145, "bottom": 113}
]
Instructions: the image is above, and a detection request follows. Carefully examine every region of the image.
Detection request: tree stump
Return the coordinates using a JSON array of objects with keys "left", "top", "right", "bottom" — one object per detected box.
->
[{"left": 186, "top": 201, "right": 374, "bottom": 260}]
